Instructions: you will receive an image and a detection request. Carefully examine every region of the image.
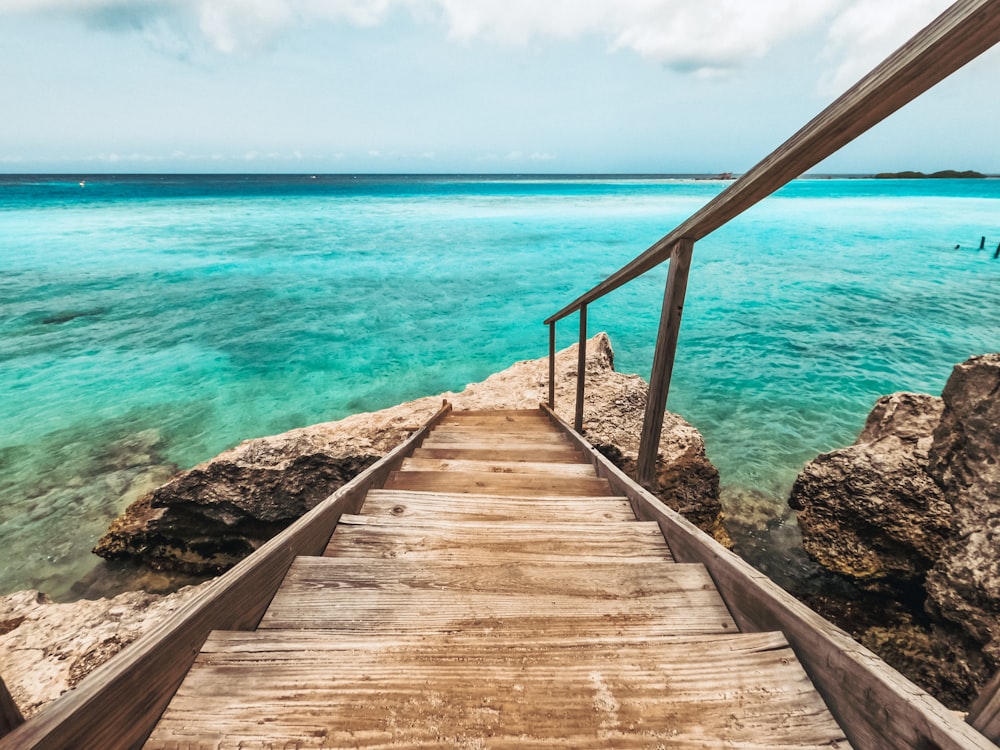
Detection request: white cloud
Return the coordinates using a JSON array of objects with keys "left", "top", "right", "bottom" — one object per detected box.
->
[
  {"left": 818, "top": 0, "right": 955, "bottom": 94},
  {"left": 0, "top": 0, "right": 971, "bottom": 84}
]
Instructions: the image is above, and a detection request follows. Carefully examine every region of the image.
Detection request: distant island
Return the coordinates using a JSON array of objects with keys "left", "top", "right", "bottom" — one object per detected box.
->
[{"left": 874, "top": 169, "right": 986, "bottom": 179}]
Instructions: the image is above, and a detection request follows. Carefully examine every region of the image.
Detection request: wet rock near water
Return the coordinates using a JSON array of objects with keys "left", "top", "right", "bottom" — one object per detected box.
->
[
  {"left": 925, "top": 354, "right": 1000, "bottom": 662},
  {"left": 95, "top": 333, "right": 726, "bottom": 573},
  {"left": 788, "top": 392, "right": 951, "bottom": 592},
  {"left": 789, "top": 354, "right": 1000, "bottom": 707}
]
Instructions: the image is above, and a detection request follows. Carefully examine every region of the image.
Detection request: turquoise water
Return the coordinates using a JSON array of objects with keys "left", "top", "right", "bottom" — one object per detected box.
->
[{"left": 2, "top": 174, "right": 998, "bottom": 598}]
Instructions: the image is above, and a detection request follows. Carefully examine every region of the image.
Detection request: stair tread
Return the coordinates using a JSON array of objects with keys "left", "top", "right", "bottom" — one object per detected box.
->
[{"left": 145, "top": 630, "right": 847, "bottom": 749}]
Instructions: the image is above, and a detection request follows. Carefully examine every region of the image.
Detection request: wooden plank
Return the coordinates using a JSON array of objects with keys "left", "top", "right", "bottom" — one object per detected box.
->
[
  {"left": 411, "top": 446, "right": 584, "bottom": 463},
  {"left": 0, "top": 404, "right": 454, "bottom": 750},
  {"left": 542, "top": 403, "right": 998, "bottom": 750},
  {"left": 421, "top": 429, "right": 569, "bottom": 444},
  {"left": 545, "top": 0, "right": 1000, "bottom": 325},
  {"left": 145, "top": 630, "right": 847, "bottom": 749},
  {"left": 438, "top": 414, "right": 550, "bottom": 426},
  {"left": 0, "top": 677, "right": 22, "bottom": 738},
  {"left": 383, "top": 469, "right": 614, "bottom": 497},
  {"left": 575, "top": 303, "right": 587, "bottom": 432},
  {"left": 257, "top": 558, "right": 738, "bottom": 634},
  {"left": 969, "top": 668, "right": 1000, "bottom": 741},
  {"left": 400, "top": 456, "right": 597, "bottom": 476},
  {"left": 637, "top": 238, "right": 694, "bottom": 486},
  {"left": 324, "top": 516, "right": 674, "bottom": 562},
  {"left": 448, "top": 409, "right": 543, "bottom": 418},
  {"left": 419, "top": 438, "right": 580, "bottom": 453},
  {"left": 549, "top": 320, "right": 556, "bottom": 408},
  {"left": 361, "top": 489, "right": 637, "bottom": 523}
]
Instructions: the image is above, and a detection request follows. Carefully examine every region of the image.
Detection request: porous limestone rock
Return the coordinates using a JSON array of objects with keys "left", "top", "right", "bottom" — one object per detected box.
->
[
  {"left": 95, "top": 333, "right": 726, "bottom": 573},
  {"left": 925, "top": 354, "right": 1000, "bottom": 660},
  {"left": 0, "top": 584, "right": 207, "bottom": 719},
  {"left": 788, "top": 392, "right": 951, "bottom": 590}
]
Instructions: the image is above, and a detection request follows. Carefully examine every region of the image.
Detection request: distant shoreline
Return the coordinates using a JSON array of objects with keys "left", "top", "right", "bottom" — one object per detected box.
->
[{"left": 873, "top": 169, "right": 987, "bottom": 179}]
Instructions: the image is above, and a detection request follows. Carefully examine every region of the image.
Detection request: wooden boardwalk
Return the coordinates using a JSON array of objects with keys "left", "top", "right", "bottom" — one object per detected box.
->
[{"left": 143, "top": 410, "right": 850, "bottom": 748}]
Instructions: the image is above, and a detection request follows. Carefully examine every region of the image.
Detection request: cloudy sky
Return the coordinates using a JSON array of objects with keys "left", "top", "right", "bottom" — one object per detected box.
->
[{"left": 2, "top": 0, "right": 998, "bottom": 173}]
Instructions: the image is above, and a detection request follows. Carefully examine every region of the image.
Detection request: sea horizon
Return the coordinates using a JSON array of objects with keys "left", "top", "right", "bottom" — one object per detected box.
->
[{"left": 2, "top": 173, "right": 998, "bottom": 600}]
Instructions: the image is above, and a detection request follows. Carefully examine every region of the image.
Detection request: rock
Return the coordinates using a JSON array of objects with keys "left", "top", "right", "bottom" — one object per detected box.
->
[
  {"left": 95, "top": 333, "right": 726, "bottom": 573},
  {"left": 925, "top": 354, "right": 1000, "bottom": 660},
  {"left": 788, "top": 392, "right": 951, "bottom": 590},
  {"left": 0, "top": 584, "right": 207, "bottom": 719}
]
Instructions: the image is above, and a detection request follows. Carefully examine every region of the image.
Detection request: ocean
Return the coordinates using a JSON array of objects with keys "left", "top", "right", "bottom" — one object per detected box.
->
[{"left": 2, "top": 174, "right": 998, "bottom": 599}]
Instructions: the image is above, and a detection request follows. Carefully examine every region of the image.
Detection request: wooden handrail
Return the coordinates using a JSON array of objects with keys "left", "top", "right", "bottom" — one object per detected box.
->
[
  {"left": 0, "top": 401, "right": 453, "bottom": 750},
  {"left": 0, "top": 677, "right": 23, "bottom": 739},
  {"left": 544, "top": 0, "right": 1000, "bottom": 327}
]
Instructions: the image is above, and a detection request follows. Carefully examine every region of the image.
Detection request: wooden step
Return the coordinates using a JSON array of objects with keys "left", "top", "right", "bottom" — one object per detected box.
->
[
  {"left": 448, "top": 409, "right": 544, "bottom": 418},
  {"left": 258, "top": 557, "right": 736, "bottom": 634},
  {"left": 412, "top": 445, "right": 585, "bottom": 463},
  {"left": 400, "top": 456, "right": 597, "bottom": 476},
  {"left": 361, "top": 490, "right": 634, "bottom": 522},
  {"left": 325, "top": 515, "right": 674, "bottom": 562},
  {"left": 384, "top": 469, "right": 614, "bottom": 497},
  {"left": 422, "top": 429, "right": 570, "bottom": 444},
  {"left": 419, "top": 438, "right": 581, "bottom": 453},
  {"left": 438, "top": 415, "right": 552, "bottom": 429},
  {"left": 145, "top": 630, "right": 848, "bottom": 749}
]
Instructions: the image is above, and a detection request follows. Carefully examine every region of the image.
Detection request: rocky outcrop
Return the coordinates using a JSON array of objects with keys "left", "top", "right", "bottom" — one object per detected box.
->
[
  {"left": 788, "top": 392, "right": 950, "bottom": 591},
  {"left": 925, "top": 354, "right": 1000, "bottom": 661},
  {"left": 0, "top": 584, "right": 207, "bottom": 719},
  {"left": 95, "top": 334, "right": 726, "bottom": 573},
  {"left": 789, "top": 354, "right": 1000, "bottom": 706}
]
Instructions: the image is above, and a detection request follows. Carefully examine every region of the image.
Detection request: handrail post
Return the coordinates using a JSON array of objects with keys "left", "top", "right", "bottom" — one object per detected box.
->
[
  {"left": 0, "top": 676, "right": 23, "bottom": 739},
  {"left": 636, "top": 238, "right": 694, "bottom": 487},
  {"left": 548, "top": 322, "right": 556, "bottom": 408},
  {"left": 575, "top": 305, "right": 587, "bottom": 432}
]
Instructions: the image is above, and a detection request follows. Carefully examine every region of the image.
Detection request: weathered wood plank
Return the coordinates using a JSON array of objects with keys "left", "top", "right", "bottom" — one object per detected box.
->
[
  {"left": 258, "top": 558, "right": 737, "bottom": 634},
  {"left": 324, "top": 516, "right": 674, "bottom": 562},
  {"left": 401, "top": 456, "right": 597, "bottom": 476},
  {"left": 0, "top": 403, "right": 454, "bottom": 750},
  {"left": 636, "top": 238, "right": 693, "bottom": 486},
  {"left": 419, "top": 438, "right": 580, "bottom": 453},
  {"left": 384, "top": 469, "right": 614, "bottom": 496},
  {"left": 421, "top": 429, "right": 570, "bottom": 444},
  {"left": 411, "top": 445, "right": 584, "bottom": 463},
  {"left": 0, "top": 677, "right": 22, "bottom": 738},
  {"left": 448, "top": 409, "right": 544, "bottom": 418},
  {"left": 145, "top": 630, "right": 847, "bottom": 749},
  {"left": 969, "top": 668, "right": 1000, "bottom": 741},
  {"left": 542, "top": 403, "right": 998, "bottom": 750},
  {"left": 361, "top": 489, "right": 635, "bottom": 522}
]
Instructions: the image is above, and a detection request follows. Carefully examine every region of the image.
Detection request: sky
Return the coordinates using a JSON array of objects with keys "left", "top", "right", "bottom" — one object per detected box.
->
[{"left": 1, "top": 0, "right": 998, "bottom": 174}]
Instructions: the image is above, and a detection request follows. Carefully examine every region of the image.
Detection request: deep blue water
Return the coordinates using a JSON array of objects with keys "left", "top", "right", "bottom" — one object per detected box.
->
[{"left": 2, "top": 174, "right": 998, "bottom": 598}]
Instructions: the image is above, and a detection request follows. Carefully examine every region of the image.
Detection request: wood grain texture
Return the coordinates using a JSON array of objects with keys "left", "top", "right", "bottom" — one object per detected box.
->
[
  {"left": 542, "top": 402, "right": 998, "bottom": 750},
  {"left": 400, "top": 456, "right": 597, "bottom": 476},
  {"left": 545, "top": 0, "right": 1000, "bottom": 325},
  {"left": 969, "top": 668, "right": 1000, "bottom": 740},
  {"left": 324, "top": 515, "right": 674, "bottom": 563},
  {"left": 384, "top": 469, "right": 614, "bottom": 497},
  {"left": 411, "top": 445, "right": 584, "bottom": 463},
  {"left": 0, "top": 403, "right": 454, "bottom": 750},
  {"left": 0, "top": 677, "right": 22, "bottom": 738},
  {"left": 257, "top": 557, "right": 737, "bottom": 634},
  {"left": 145, "top": 630, "right": 847, "bottom": 749},
  {"left": 360, "top": 489, "right": 636, "bottom": 522}
]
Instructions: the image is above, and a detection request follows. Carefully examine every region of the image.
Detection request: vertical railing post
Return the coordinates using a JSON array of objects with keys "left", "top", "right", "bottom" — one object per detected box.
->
[
  {"left": 548, "top": 322, "right": 556, "bottom": 408},
  {"left": 0, "top": 675, "right": 23, "bottom": 738},
  {"left": 636, "top": 238, "right": 694, "bottom": 487},
  {"left": 575, "top": 305, "right": 587, "bottom": 432}
]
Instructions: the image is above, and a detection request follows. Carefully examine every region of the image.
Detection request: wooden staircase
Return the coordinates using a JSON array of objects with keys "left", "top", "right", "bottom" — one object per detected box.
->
[{"left": 142, "top": 410, "right": 850, "bottom": 748}]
